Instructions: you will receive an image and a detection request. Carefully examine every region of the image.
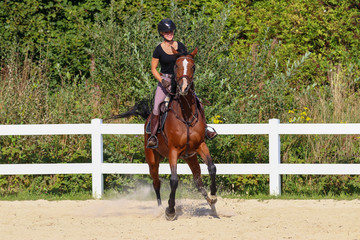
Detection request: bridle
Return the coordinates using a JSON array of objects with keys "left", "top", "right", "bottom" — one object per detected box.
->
[{"left": 174, "top": 56, "right": 195, "bottom": 96}]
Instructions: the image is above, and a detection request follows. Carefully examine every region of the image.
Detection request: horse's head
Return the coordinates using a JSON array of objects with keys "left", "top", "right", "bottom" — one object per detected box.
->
[{"left": 171, "top": 47, "right": 198, "bottom": 96}]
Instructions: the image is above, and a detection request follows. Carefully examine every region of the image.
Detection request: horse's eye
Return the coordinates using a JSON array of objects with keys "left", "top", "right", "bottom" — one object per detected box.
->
[{"left": 192, "top": 65, "right": 196, "bottom": 71}]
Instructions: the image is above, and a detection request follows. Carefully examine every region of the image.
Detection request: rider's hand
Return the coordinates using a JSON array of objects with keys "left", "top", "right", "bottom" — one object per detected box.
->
[{"left": 161, "top": 79, "right": 171, "bottom": 88}]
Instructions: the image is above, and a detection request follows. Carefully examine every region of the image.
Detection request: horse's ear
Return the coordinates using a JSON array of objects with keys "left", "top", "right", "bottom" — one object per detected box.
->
[
  {"left": 171, "top": 46, "right": 179, "bottom": 55},
  {"left": 190, "top": 48, "right": 198, "bottom": 57}
]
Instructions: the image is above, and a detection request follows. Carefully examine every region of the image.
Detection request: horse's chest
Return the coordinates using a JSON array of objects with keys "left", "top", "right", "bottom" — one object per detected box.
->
[{"left": 170, "top": 130, "right": 201, "bottom": 147}]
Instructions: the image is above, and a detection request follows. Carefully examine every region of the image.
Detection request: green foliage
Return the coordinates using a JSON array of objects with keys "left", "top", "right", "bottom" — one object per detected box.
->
[
  {"left": 88, "top": 7, "right": 159, "bottom": 106},
  {"left": 103, "top": 135, "right": 144, "bottom": 163},
  {"left": 0, "top": 174, "right": 91, "bottom": 196},
  {"left": 212, "top": 174, "right": 269, "bottom": 196},
  {"left": 0, "top": 0, "right": 106, "bottom": 87},
  {"left": 230, "top": 0, "right": 360, "bottom": 56},
  {"left": 283, "top": 175, "right": 360, "bottom": 196}
]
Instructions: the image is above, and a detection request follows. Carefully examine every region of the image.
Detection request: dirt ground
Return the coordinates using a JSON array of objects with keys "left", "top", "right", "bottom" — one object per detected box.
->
[{"left": 1, "top": 195, "right": 360, "bottom": 240}]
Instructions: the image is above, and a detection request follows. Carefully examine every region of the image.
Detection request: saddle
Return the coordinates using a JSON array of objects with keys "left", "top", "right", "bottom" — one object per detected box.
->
[{"left": 145, "top": 94, "right": 203, "bottom": 134}]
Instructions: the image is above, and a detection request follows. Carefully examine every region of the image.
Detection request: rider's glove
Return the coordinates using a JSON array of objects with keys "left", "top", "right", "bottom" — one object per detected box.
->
[{"left": 161, "top": 79, "right": 171, "bottom": 88}]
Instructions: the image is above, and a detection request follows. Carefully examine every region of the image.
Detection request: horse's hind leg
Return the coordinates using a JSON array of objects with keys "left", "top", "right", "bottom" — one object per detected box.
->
[
  {"left": 145, "top": 148, "right": 162, "bottom": 206},
  {"left": 196, "top": 143, "right": 217, "bottom": 206}
]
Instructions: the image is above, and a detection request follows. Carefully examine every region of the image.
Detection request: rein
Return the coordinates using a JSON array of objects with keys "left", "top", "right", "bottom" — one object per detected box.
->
[{"left": 170, "top": 88, "right": 198, "bottom": 127}]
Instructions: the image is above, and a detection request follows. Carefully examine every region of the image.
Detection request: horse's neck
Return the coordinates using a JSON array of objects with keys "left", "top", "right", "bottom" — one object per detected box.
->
[{"left": 178, "top": 93, "right": 196, "bottom": 120}]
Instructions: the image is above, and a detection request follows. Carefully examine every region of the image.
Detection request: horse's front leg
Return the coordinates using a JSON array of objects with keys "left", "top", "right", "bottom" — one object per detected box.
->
[
  {"left": 166, "top": 149, "right": 179, "bottom": 221},
  {"left": 196, "top": 142, "right": 217, "bottom": 206},
  {"left": 185, "top": 155, "right": 208, "bottom": 199},
  {"left": 145, "top": 147, "right": 162, "bottom": 206}
]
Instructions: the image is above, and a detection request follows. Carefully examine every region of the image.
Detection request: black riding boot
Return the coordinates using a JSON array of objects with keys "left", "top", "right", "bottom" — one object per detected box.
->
[{"left": 147, "top": 114, "right": 160, "bottom": 148}]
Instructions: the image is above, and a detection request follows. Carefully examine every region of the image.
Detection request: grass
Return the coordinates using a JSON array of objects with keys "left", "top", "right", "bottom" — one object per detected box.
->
[
  {"left": 0, "top": 191, "right": 93, "bottom": 201},
  {"left": 222, "top": 192, "right": 360, "bottom": 201}
]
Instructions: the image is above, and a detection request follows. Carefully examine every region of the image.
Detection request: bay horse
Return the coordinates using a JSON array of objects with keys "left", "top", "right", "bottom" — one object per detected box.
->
[{"left": 144, "top": 47, "right": 217, "bottom": 220}]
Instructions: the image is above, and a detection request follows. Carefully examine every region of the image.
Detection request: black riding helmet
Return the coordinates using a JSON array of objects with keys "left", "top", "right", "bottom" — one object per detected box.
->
[{"left": 157, "top": 18, "right": 176, "bottom": 36}]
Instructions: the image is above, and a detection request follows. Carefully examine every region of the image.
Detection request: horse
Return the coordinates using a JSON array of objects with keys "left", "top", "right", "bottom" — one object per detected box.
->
[{"left": 144, "top": 47, "right": 217, "bottom": 220}]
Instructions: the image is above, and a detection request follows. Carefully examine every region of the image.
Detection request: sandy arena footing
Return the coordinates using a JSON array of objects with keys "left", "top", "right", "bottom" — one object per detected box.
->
[{"left": 0, "top": 197, "right": 360, "bottom": 240}]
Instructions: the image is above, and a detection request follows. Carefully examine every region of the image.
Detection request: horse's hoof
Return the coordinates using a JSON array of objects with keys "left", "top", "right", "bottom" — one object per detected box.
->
[
  {"left": 165, "top": 207, "right": 177, "bottom": 221},
  {"left": 206, "top": 194, "right": 218, "bottom": 206}
]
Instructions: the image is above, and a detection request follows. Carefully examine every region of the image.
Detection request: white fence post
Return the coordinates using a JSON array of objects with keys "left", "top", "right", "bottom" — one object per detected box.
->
[
  {"left": 269, "top": 119, "right": 281, "bottom": 196},
  {"left": 91, "top": 119, "right": 103, "bottom": 198}
]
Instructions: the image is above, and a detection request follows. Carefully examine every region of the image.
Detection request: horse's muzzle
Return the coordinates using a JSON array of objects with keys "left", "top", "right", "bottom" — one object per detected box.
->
[{"left": 177, "top": 77, "right": 191, "bottom": 95}]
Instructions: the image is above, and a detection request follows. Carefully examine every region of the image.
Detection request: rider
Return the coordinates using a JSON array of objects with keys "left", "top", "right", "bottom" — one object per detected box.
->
[{"left": 147, "top": 18, "right": 217, "bottom": 149}]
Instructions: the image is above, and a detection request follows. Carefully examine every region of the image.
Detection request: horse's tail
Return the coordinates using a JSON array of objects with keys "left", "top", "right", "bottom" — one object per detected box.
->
[{"left": 105, "top": 100, "right": 152, "bottom": 121}]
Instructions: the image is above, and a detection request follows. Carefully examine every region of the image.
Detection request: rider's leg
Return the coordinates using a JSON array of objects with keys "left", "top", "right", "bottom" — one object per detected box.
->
[
  {"left": 147, "top": 79, "right": 170, "bottom": 148},
  {"left": 147, "top": 113, "right": 160, "bottom": 148}
]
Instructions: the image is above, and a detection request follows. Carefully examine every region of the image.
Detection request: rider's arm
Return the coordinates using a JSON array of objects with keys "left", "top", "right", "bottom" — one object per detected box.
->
[{"left": 151, "top": 57, "right": 162, "bottom": 83}]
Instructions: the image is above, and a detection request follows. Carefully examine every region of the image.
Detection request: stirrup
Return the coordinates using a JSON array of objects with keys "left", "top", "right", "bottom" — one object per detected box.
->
[
  {"left": 205, "top": 126, "right": 217, "bottom": 140},
  {"left": 147, "top": 135, "right": 158, "bottom": 149},
  {"left": 164, "top": 95, "right": 170, "bottom": 108}
]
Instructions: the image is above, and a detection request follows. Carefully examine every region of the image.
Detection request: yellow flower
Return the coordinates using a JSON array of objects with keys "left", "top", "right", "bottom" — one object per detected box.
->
[{"left": 212, "top": 115, "right": 223, "bottom": 124}]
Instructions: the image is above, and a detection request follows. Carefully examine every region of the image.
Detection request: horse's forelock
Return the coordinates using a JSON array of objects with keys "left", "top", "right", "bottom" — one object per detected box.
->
[{"left": 175, "top": 49, "right": 190, "bottom": 59}]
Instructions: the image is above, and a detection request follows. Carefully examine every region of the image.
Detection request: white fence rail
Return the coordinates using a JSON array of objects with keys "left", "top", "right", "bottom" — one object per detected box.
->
[{"left": 1, "top": 118, "right": 360, "bottom": 198}]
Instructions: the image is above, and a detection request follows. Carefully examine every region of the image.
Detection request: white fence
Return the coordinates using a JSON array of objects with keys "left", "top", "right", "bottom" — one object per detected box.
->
[{"left": 1, "top": 118, "right": 360, "bottom": 198}]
